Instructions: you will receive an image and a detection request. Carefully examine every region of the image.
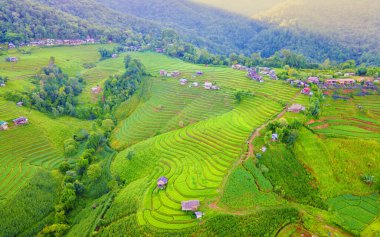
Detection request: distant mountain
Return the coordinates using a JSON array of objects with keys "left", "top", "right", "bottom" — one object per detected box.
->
[
  {"left": 254, "top": 0, "right": 380, "bottom": 64},
  {"left": 191, "top": 0, "right": 284, "bottom": 16}
]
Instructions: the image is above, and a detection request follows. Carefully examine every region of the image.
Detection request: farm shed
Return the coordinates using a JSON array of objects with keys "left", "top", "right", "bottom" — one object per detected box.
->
[
  {"left": 272, "top": 133, "right": 279, "bottom": 142},
  {"left": 307, "top": 77, "right": 320, "bottom": 84},
  {"left": 195, "top": 211, "right": 203, "bottom": 219},
  {"left": 181, "top": 200, "right": 200, "bottom": 211},
  {"left": 179, "top": 79, "right": 188, "bottom": 85},
  {"left": 157, "top": 176, "right": 168, "bottom": 189},
  {"left": 13, "top": 117, "right": 28, "bottom": 126},
  {"left": 288, "top": 104, "right": 306, "bottom": 113},
  {"left": 0, "top": 121, "right": 8, "bottom": 130},
  {"left": 91, "top": 86, "right": 102, "bottom": 94},
  {"left": 204, "top": 82, "right": 213, "bottom": 90},
  {"left": 8, "top": 43, "right": 16, "bottom": 49},
  {"left": 6, "top": 57, "right": 18, "bottom": 62}
]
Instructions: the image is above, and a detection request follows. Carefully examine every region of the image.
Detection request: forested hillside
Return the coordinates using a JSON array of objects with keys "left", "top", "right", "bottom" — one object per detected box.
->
[
  {"left": 96, "top": 0, "right": 355, "bottom": 62},
  {"left": 254, "top": 0, "right": 380, "bottom": 64}
]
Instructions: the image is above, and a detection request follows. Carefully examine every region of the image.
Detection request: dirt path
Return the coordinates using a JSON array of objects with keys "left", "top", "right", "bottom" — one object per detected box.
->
[{"left": 211, "top": 92, "right": 301, "bottom": 209}]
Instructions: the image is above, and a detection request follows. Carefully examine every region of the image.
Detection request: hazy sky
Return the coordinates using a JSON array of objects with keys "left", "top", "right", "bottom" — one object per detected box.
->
[{"left": 191, "top": 0, "right": 284, "bottom": 16}]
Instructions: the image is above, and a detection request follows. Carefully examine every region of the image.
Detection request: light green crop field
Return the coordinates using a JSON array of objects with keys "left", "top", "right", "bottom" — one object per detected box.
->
[
  {"left": 0, "top": 46, "right": 379, "bottom": 236},
  {"left": 294, "top": 128, "right": 380, "bottom": 198},
  {"left": 0, "top": 100, "right": 91, "bottom": 202},
  {"left": 106, "top": 52, "right": 301, "bottom": 230}
]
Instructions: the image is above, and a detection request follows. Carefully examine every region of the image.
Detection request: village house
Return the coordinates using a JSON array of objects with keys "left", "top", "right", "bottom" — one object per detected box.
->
[
  {"left": 155, "top": 48, "right": 164, "bottom": 53},
  {"left": 196, "top": 71, "right": 204, "bottom": 76},
  {"left": 0, "top": 121, "right": 8, "bottom": 130},
  {"left": 179, "top": 78, "right": 188, "bottom": 85},
  {"left": 13, "top": 117, "right": 28, "bottom": 126},
  {"left": 211, "top": 85, "right": 220, "bottom": 90},
  {"left": 181, "top": 200, "right": 200, "bottom": 212},
  {"left": 325, "top": 79, "right": 356, "bottom": 85},
  {"left": 307, "top": 77, "right": 320, "bottom": 84},
  {"left": 6, "top": 57, "right": 18, "bottom": 62},
  {"left": 91, "top": 86, "right": 102, "bottom": 94},
  {"left": 204, "top": 82, "right": 213, "bottom": 90},
  {"left": 301, "top": 87, "right": 312, "bottom": 95},
  {"left": 159, "top": 70, "right": 167, "bottom": 76},
  {"left": 195, "top": 211, "right": 203, "bottom": 219},
  {"left": 157, "top": 176, "right": 168, "bottom": 189},
  {"left": 112, "top": 54, "right": 118, "bottom": 58},
  {"left": 0, "top": 83, "right": 5, "bottom": 87},
  {"left": 232, "top": 64, "right": 243, "bottom": 70},
  {"left": 288, "top": 104, "right": 306, "bottom": 113},
  {"left": 192, "top": 82, "right": 199, "bottom": 87},
  {"left": 247, "top": 68, "right": 263, "bottom": 82},
  {"left": 8, "top": 43, "right": 16, "bottom": 49},
  {"left": 344, "top": 72, "right": 356, "bottom": 77},
  {"left": 272, "top": 133, "right": 279, "bottom": 142},
  {"left": 16, "top": 102, "right": 23, "bottom": 107},
  {"left": 261, "top": 146, "right": 267, "bottom": 153}
]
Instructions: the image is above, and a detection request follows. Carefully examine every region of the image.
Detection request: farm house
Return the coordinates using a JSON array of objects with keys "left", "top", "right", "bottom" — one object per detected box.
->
[
  {"left": 271, "top": 133, "right": 279, "bottom": 142},
  {"left": 6, "top": 57, "right": 18, "bottom": 62},
  {"left": 13, "top": 117, "right": 28, "bottom": 126},
  {"left": 157, "top": 176, "right": 168, "bottom": 189},
  {"left": 195, "top": 211, "right": 203, "bottom": 219},
  {"left": 91, "top": 86, "right": 102, "bottom": 94},
  {"left": 204, "top": 82, "right": 213, "bottom": 89},
  {"left": 307, "top": 77, "right": 320, "bottom": 84},
  {"left": 179, "top": 79, "right": 188, "bottom": 85},
  {"left": 0, "top": 121, "right": 8, "bottom": 130},
  {"left": 181, "top": 200, "right": 200, "bottom": 211},
  {"left": 8, "top": 43, "right": 16, "bottom": 49},
  {"left": 301, "top": 87, "right": 312, "bottom": 95},
  {"left": 288, "top": 104, "right": 306, "bottom": 113}
]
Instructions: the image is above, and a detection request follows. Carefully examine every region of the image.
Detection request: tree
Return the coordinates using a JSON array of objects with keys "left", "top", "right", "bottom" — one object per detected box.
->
[
  {"left": 87, "top": 164, "right": 102, "bottom": 181},
  {"left": 59, "top": 161, "right": 71, "bottom": 174},
  {"left": 102, "top": 119, "right": 114, "bottom": 132}
]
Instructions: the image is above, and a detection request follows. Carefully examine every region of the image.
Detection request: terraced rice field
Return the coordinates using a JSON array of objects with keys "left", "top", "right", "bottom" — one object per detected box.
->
[
  {"left": 112, "top": 52, "right": 299, "bottom": 148},
  {"left": 309, "top": 97, "right": 380, "bottom": 140},
  {"left": 0, "top": 101, "right": 62, "bottom": 201},
  {"left": 0, "top": 100, "right": 90, "bottom": 202},
  {"left": 110, "top": 53, "right": 301, "bottom": 230},
  {"left": 328, "top": 194, "right": 380, "bottom": 233}
]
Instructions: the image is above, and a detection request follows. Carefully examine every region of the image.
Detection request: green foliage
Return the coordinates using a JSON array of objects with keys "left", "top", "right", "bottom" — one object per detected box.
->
[
  {"left": 64, "top": 138, "right": 78, "bottom": 157},
  {"left": 259, "top": 144, "right": 326, "bottom": 208},
  {"left": 87, "top": 164, "right": 102, "bottom": 181},
  {"left": 220, "top": 166, "right": 278, "bottom": 208},
  {"left": 197, "top": 208, "right": 299, "bottom": 236},
  {"left": 361, "top": 174, "right": 376, "bottom": 186},
  {"left": 59, "top": 161, "right": 72, "bottom": 174},
  {"left": 38, "top": 224, "right": 70, "bottom": 237}
]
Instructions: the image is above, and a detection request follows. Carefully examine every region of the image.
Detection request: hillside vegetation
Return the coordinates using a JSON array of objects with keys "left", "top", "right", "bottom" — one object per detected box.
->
[{"left": 254, "top": 0, "right": 380, "bottom": 64}]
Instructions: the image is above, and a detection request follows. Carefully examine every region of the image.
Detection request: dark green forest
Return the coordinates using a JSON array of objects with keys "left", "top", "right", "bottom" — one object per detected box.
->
[{"left": 1, "top": 0, "right": 378, "bottom": 65}]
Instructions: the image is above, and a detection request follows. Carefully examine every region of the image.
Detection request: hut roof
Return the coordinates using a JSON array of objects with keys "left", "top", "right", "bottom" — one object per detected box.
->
[{"left": 181, "top": 200, "right": 200, "bottom": 211}]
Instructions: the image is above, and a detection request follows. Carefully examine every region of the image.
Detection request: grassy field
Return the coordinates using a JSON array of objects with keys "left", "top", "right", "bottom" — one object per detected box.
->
[{"left": 294, "top": 128, "right": 380, "bottom": 198}]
